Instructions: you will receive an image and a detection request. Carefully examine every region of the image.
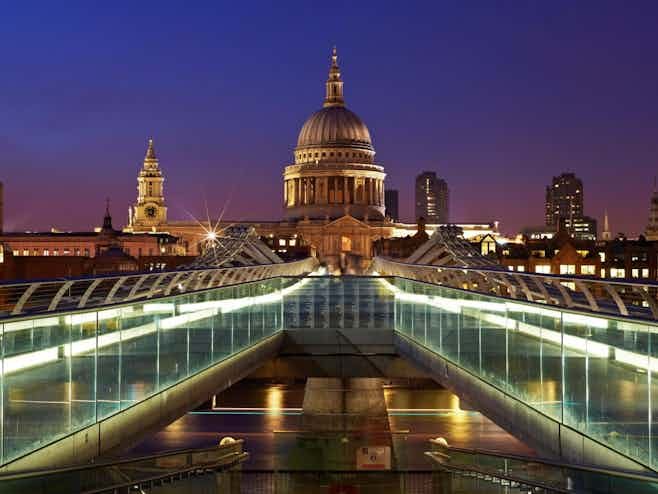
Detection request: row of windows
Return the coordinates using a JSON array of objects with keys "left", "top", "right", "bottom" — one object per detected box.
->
[
  {"left": 11, "top": 247, "right": 159, "bottom": 257},
  {"left": 507, "top": 264, "right": 652, "bottom": 279},
  {"left": 278, "top": 238, "right": 297, "bottom": 247},
  {"left": 14, "top": 248, "right": 90, "bottom": 257},
  {"left": 606, "top": 268, "right": 649, "bottom": 279},
  {"left": 507, "top": 264, "right": 596, "bottom": 275},
  {"left": 297, "top": 150, "right": 369, "bottom": 161},
  {"left": 146, "top": 262, "right": 168, "bottom": 271}
]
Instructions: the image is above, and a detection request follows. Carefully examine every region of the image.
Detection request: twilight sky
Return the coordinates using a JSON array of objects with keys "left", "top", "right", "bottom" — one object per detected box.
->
[{"left": 2, "top": 1, "right": 658, "bottom": 236}]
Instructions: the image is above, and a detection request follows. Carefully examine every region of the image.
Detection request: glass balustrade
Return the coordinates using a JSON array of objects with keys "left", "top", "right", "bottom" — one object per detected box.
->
[
  {"left": 388, "top": 277, "right": 658, "bottom": 471},
  {"left": 0, "top": 277, "right": 293, "bottom": 465},
  {"left": 2, "top": 274, "right": 658, "bottom": 474}
]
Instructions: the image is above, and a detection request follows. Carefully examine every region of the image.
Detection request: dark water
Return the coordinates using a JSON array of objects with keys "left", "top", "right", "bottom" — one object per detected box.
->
[{"left": 129, "top": 379, "right": 533, "bottom": 472}]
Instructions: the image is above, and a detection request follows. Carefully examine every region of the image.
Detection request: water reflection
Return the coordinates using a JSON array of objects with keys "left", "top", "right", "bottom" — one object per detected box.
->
[{"left": 128, "top": 379, "right": 534, "bottom": 469}]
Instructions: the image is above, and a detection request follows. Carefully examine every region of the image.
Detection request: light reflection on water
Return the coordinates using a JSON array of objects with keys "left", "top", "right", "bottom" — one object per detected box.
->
[{"left": 128, "top": 380, "right": 534, "bottom": 469}]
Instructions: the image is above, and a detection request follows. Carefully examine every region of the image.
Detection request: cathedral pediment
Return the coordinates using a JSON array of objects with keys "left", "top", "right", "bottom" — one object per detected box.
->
[{"left": 323, "top": 214, "right": 370, "bottom": 230}]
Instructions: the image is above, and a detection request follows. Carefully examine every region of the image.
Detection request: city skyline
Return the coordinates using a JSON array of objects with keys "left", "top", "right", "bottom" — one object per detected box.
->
[{"left": 2, "top": 2, "right": 658, "bottom": 236}]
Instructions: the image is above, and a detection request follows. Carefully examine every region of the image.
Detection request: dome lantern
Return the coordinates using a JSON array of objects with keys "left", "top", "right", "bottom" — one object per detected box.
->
[{"left": 324, "top": 46, "right": 345, "bottom": 108}]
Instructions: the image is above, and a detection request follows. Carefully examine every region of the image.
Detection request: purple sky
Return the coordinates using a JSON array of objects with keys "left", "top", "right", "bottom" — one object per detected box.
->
[{"left": 2, "top": 1, "right": 658, "bottom": 236}]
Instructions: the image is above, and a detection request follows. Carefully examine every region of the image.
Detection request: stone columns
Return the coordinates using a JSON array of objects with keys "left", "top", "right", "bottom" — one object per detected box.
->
[
  {"left": 368, "top": 178, "right": 373, "bottom": 205},
  {"left": 296, "top": 178, "right": 301, "bottom": 206}
]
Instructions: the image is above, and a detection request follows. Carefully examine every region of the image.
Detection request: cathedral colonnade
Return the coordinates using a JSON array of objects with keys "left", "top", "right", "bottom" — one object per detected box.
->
[{"left": 284, "top": 173, "right": 385, "bottom": 210}]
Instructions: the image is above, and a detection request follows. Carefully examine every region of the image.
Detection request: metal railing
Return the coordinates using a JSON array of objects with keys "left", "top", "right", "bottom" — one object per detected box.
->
[
  {"left": 0, "top": 439, "right": 247, "bottom": 494},
  {"left": 0, "top": 257, "right": 318, "bottom": 318},
  {"left": 373, "top": 257, "right": 658, "bottom": 321},
  {"left": 426, "top": 439, "right": 658, "bottom": 493}
]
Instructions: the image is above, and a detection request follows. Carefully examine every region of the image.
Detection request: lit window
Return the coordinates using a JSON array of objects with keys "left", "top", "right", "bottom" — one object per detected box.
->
[
  {"left": 63, "top": 248, "right": 70, "bottom": 255},
  {"left": 289, "top": 239, "right": 296, "bottom": 247},
  {"left": 507, "top": 266, "right": 514, "bottom": 271},
  {"left": 600, "top": 269, "right": 606, "bottom": 278},
  {"left": 581, "top": 265, "right": 595, "bottom": 275},
  {"left": 598, "top": 252, "right": 606, "bottom": 262},
  {"left": 53, "top": 249, "right": 59, "bottom": 256},
  {"left": 559, "top": 264, "right": 576, "bottom": 275},
  {"left": 535, "top": 265, "right": 551, "bottom": 274},
  {"left": 12, "top": 250, "right": 19, "bottom": 256},
  {"left": 516, "top": 265, "right": 525, "bottom": 272},
  {"left": 22, "top": 249, "right": 29, "bottom": 256},
  {"left": 642, "top": 268, "right": 649, "bottom": 278},
  {"left": 278, "top": 239, "right": 286, "bottom": 247},
  {"left": 610, "top": 268, "right": 625, "bottom": 278},
  {"left": 632, "top": 269, "right": 640, "bottom": 278},
  {"left": 43, "top": 249, "right": 49, "bottom": 256},
  {"left": 341, "top": 236, "right": 352, "bottom": 252}
]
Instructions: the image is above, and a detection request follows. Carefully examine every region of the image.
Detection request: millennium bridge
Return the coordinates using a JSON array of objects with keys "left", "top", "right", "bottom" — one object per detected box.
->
[{"left": 2, "top": 228, "right": 658, "bottom": 492}]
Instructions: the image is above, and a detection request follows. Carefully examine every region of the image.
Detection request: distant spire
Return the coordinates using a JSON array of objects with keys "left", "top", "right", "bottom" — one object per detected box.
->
[
  {"left": 102, "top": 197, "right": 113, "bottom": 231},
  {"left": 145, "top": 137, "right": 157, "bottom": 161},
  {"left": 323, "top": 46, "right": 345, "bottom": 108}
]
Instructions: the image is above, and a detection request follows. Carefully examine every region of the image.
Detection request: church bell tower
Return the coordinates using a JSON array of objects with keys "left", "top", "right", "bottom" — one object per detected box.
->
[{"left": 131, "top": 138, "right": 167, "bottom": 229}]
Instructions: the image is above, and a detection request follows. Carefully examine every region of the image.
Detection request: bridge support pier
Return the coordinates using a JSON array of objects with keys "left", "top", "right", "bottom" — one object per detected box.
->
[{"left": 301, "top": 377, "right": 389, "bottom": 432}]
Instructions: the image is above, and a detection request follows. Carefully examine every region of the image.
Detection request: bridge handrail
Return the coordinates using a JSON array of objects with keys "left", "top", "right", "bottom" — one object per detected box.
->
[
  {"left": 427, "top": 440, "right": 658, "bottom": 493},
  {"left": 428, "top": 440, "right": 658, "bottom": 482},
  {"left": 372, "top": 257, "right": 658, "bottom": 321},
  {"left": 0, "top": 440, "right": 247, "bottom": 493},
  {"left": 0, "top": 257, "right": 318, "bottom": 318}
]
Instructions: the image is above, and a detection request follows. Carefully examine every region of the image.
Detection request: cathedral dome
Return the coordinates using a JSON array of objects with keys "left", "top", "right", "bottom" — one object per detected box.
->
[
  {"left": 297, "top": 106, "right": 373, "bottom": 151},
  {"left": 283, "top": 48, "right": 386, "bottom": 223}
]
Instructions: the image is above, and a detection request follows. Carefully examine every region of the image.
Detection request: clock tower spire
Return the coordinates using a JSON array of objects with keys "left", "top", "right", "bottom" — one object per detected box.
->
[{"left": 131, "top": 138, "right": 167, "bottom": 229}]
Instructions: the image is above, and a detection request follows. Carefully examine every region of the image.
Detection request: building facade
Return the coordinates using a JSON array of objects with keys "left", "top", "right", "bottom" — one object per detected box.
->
[
  {"left": 384, "top": 189, "right": 399, "bottom": 222},
  {"left": 133, "top": 49, "right": 396, "bottom": 272},
  {"left": 0, "top": 205, "right": 185, "bottom": 280},
  {"left": 496, "top": 233, "right": 658, "bottom": 281},
  {"left": 415, "top": 172, "right": 448, "bottom": 223},
  {"left": 283, "top": 48, "right": 385, "bottom": 222},
  {"left": 123, "top": 50, "right": 497, "bottom": 273},
  {"left": 560, "top": 215, "right": 597, "bottom": 241},
  {"left": 545, "top": 172, "right": 583, "bottom": 227},
  {"left": 0, "top": 50, "right": 500, "bottom": 277}
]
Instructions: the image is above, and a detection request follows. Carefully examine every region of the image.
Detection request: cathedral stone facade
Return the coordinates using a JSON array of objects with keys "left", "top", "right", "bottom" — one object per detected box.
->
[
  {"left": 130, "top": 49, "right": 396, "bottom": 272},
  {"left": 284, "top": 48, "right": 386, "bottom": 222}
]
